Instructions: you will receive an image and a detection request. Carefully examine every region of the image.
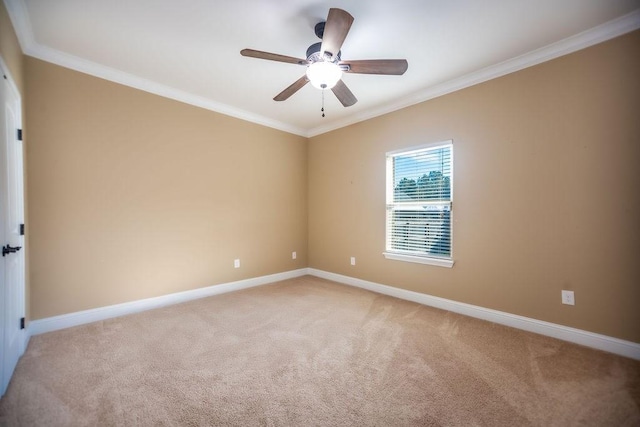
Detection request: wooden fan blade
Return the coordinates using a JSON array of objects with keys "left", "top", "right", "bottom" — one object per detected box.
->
[
  {"left": 320, "top": 8, "right": 354, "bottom": 60},
  {"left": 241, "top": 49, "right": 307, "bottom": 65},
  {"left": 331, "top": 79, "right": 357, "bottom": 107},
  {"left": 274, "top": 75, "right": 309, "bottom": 101},
  {"left": 341, "top": 59, "right": 408, "bottom": 75}
]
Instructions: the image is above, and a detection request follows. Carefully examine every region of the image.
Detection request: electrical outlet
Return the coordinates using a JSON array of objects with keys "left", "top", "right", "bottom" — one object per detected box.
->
[
  {"left": 234, "top": 259, "right": 240, "bottom": 269},
  {"left": 350, "top": 257, "right": 356, "bottom": 266},
  {"left": 561, "top": 290, "right": 575, "bottom": 305},
  {"left": 292, "top": 251, "right": 297, "bottom": 260}
]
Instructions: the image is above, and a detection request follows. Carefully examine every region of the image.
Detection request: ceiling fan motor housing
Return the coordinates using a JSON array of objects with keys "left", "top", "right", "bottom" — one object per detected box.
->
[{"left": 306, "top": 42, "right": 341, "bottom": 63}]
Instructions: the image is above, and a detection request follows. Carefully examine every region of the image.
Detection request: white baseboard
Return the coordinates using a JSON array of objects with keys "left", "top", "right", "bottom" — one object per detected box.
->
[
  {"left": 307, "top": 268, "right": 640, "bottom": 361},
  {"left": 28, "top": 268, "right": 308, "bottom": 336},
  {"left": 27, "top": 267, "right": 640, "bottom": 361}
]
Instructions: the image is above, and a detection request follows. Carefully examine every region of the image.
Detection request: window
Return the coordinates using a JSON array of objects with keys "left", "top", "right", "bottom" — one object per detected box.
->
[{"left": 384, "top": 141, "right": 453, "bottom": 268}]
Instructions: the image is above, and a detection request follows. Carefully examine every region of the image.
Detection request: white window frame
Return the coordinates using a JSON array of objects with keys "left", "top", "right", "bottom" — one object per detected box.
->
[{"left": 383, "top": 140, "right": 454, "bottom": 268}]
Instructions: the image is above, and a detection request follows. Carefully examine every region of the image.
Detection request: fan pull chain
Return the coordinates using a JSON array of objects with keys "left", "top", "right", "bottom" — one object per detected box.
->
[{"left": 321, "top": 88, "right": 325, "bottom": 118}]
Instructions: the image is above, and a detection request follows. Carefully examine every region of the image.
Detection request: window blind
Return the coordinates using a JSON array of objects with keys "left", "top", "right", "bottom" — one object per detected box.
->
[{"left": 386, "top": 142, "right": 452, "bottom": 259}]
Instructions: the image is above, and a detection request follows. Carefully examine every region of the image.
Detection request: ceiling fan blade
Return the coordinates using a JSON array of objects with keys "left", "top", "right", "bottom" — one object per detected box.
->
[
  {"left": 320, "top": 8, "right": 354, "bottom": 60},
  {"left": 241, "top": 49, "right": 307, "bottom": 65},
  {"left": 331, "top": 79, "right": 357, "bottom": 107},
  {"left": 274, "top": 75, "right": 309, "bottom": 101},
  {"left": 341, "top": 59, "right": 409, "bottom": 75}
]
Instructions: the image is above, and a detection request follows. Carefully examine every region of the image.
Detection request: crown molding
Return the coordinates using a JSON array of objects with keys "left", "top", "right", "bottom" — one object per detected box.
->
[
  {"left": 5, "top": 0, "right": 639, "bottom": 138},
  {"left": 306, "top": 8, "right": 640, "bottom": 137},
  {"left": 3, "top": 1, "right": 307, "bottom": 137},
  {"left": 33, "top": 46, "right": 308, "bottom": 137}
]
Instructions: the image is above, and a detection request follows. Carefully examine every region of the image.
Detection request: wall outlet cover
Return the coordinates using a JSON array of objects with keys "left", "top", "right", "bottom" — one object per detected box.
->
[{"left": 561, "top": 290, "right": 575, "bottom": 305}]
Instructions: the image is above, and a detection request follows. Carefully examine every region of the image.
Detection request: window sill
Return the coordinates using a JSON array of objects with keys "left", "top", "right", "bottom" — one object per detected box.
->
[{"left": 383, "top": 252, "right": 454, "bottom": 268}]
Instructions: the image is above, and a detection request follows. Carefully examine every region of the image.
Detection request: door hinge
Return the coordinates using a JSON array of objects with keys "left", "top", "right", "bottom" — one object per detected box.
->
[
  {"left": 20, "top": 224, "right": 25, "bottom": 235},
  {"left": 20, "top": 317, "right": 25, "bottom": 330},
  {"left": 17, "top": 129, "right": 22, "bottom": 141}
]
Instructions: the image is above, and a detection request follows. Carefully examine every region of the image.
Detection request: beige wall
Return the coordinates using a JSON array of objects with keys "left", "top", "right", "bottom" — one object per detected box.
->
[
  {"left": 26, "top": 58, "right": 307, "bottom": 319},
  {"left": 309, "top": 31, "right": 640, "bottom": 343},
  {"left": 0, "top": 1, "right": 24, "bottom": 94},
  {"left": 19, "top": 20, "right": 640, "bottom": 343}
]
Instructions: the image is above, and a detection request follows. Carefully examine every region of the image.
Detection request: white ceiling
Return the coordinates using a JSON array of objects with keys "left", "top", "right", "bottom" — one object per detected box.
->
[{"left": 5, "top": 0, "right": 640, "bottom": 136}]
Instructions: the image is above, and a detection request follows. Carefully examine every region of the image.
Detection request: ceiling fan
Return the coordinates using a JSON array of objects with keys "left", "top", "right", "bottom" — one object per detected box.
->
[{"left": 241, "top": 8, "right": 408, "bottom": 108}]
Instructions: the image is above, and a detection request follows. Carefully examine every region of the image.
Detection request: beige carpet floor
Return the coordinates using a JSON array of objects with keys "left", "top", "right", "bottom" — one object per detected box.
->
[{"left": 1, "top": 275, "right": 639, "bottom": 426}]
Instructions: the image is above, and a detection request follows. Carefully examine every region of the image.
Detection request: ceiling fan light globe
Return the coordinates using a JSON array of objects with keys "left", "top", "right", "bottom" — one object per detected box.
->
[{"left": 306, "top": 61, "right": 342, "bottom": 90}]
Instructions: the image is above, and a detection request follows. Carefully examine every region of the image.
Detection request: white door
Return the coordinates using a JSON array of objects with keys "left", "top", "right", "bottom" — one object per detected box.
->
[{"left": 0, "top": 61, "right": 26, "bottom": 397}]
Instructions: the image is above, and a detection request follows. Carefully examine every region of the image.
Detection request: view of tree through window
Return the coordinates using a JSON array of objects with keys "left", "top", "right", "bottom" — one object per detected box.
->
[
  {"left": 386, "top": 143, "right": 452, "bottom": 259},
  {"left": 394, "top": 171, "right": 451, "bottom": 201}
]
